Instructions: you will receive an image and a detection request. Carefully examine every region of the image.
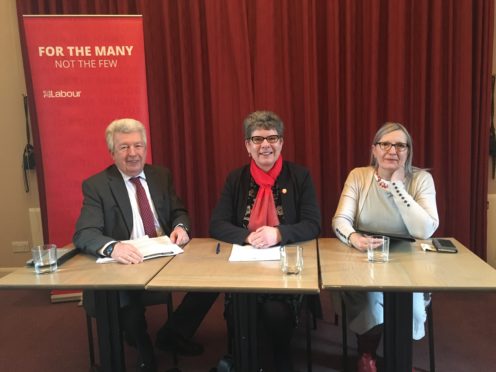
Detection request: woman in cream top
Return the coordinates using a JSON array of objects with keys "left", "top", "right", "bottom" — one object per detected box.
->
[{"left": 332, "top": 122, "right": 439, "bottom": 372}]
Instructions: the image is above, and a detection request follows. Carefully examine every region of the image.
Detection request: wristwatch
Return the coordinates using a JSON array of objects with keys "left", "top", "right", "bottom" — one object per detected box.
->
[
  {"left": 103, "top": 241, "right": 118, "bottom": 257},
  {"left": 174, "top": 223, "right": 189, "bottom": 234},
  {"left": 347, "top": 232, "right": 355, "bottom": 247}
]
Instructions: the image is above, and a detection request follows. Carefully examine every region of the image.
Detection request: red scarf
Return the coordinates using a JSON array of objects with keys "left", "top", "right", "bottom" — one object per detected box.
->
[{"left": 247, "top": 156, "right": 283, "bottom": 232}]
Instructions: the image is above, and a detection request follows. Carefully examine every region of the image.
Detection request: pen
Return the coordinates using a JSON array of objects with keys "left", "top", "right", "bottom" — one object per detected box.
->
[{"left": 216, "top": 242, "right": 221, "bottom": 254}]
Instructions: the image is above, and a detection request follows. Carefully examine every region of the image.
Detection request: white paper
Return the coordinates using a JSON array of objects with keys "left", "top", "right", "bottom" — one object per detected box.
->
[
  {"left": 421, "top": 243, "right": 437, "bottom": 252},
  {"left": 228, "top": 244, "right": 281, "bottom": 262},
  {"left": 96, "top": 235, "right": 183, "bottom": 263}
]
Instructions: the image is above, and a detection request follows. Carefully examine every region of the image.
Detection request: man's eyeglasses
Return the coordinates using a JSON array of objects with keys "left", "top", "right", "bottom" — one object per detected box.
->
[
  {"left": 248, "top": 135, "right": 282, "bottom": 144},
  {"left": 375, "top": 142, "right": 409, "bottom": 152}
]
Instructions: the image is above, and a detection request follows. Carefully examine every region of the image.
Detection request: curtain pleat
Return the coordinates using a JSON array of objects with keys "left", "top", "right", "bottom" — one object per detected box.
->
[{"left": 16, "top": 0, "right": 493, "bottom": 257}]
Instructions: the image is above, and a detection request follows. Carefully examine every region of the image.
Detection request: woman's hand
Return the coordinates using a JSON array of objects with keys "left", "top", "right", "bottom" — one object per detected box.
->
[
  {"left": 348, "top": 233, "right": 369, "bottom": 252},
  {"left": 391, "top": 163, "right": 406, "bottom": 182},
  {"left": 349, "top": 233, "right": 384, "bottom": 252},
  {"left": 247, "top": 226, "right": 281, "bottom": 248}
]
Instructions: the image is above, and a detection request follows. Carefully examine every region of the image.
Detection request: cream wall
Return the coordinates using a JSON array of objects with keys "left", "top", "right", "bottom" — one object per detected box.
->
[
  {"left": 1, "top": 1, "right": 495, "bottom": 269},
  {"left": 1, "top": 0, "right": 41, "bottom": 269}
]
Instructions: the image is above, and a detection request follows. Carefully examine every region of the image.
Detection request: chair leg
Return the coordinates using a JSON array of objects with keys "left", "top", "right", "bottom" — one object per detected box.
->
[
  {"left": 427, "top": 301, "right": 435, "bottom": 372},
  {"left": 341, "top": 297, "right": 348, "bottom": 372},
  {"left": 86, "top": 313, "right": 96, "bottom": 368},
  {"left": 312, "top": 308, "right": 318, "bottom": 330}
]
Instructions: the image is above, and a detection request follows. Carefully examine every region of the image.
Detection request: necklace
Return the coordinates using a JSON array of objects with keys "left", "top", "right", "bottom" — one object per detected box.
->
[{"left": 374, "top": 171, "right": 390, "bottom": 190}]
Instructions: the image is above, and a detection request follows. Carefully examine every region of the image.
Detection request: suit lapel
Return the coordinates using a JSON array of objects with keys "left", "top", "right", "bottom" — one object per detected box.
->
[
  {"left": 144, "top": 165, "right": 167, "bottom": 229},
  {"left": 107, "top": 165, "right": 133, "bottom": 235}
]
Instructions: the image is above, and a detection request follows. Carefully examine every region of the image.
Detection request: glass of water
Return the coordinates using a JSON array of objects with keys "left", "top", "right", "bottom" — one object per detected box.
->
[
  {"left": 367, "top": 235, "right": 390, "bottom": 263},
  {"left": 31, "top": 244, "right": 58, "bottom": 274},
  {"left": 280, "top": 245, "right": 303, "bottom": 275}
]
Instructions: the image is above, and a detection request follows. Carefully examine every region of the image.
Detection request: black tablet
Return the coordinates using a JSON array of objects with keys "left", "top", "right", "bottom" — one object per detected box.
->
[
  {"left": 357, "top": 230, "right": 416, "bottom": 242},
  {"left": 26, "top": 247, "right": 79, "bottom": 267}
]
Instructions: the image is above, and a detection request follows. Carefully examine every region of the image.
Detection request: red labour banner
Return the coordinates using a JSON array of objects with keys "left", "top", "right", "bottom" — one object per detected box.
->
[{"left": 22, "top": 15, "right": 151, "bottom": 246}]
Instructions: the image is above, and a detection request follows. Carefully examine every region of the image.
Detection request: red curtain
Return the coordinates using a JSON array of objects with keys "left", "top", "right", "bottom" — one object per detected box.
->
[{"left": 17, "top": 0, "right": 493, "bottom": 258}]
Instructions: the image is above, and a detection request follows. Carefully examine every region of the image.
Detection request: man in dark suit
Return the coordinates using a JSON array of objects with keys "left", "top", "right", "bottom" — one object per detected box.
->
[{"left": 74, "top": 118, "right": 217, "bottom": 372}]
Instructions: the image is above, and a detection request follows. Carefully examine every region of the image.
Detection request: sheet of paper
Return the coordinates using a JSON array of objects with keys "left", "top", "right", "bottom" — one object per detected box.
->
[
  {"left": 96, "top": 235, "right": 183, "bottom": 263},
  {"left": 228, "top": 244, "right": 281, "bottom": 262},
  {"left": 421, "top": 243, "right": 437, "bottom": 252}
]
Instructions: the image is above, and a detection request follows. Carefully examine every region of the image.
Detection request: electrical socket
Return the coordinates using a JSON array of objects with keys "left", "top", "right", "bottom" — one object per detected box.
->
[{"left": 12, "top": 241, "right": 30, "bottom": 253}]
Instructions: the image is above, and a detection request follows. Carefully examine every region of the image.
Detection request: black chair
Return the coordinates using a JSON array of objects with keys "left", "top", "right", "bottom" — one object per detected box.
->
[
  {"left": 84, "top": 290, "right": 177, "bottom": 370},
  {"left": 219, "top": 294, "right": 318, "bottom": 372},
  {"left": 340, "top": 294, "right": 435, "bottom": 372}
]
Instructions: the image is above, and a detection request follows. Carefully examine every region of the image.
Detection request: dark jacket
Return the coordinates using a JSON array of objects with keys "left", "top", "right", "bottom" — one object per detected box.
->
[
  {"left": 73, "top": 164, "right": 190, "bottom": 256},
  {"left": 209, "top": 160, "right": 321, "bottom": 245}
]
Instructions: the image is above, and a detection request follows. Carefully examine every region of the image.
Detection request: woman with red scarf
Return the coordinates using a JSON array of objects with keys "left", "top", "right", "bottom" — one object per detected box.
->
[{"left": 210, "top": 111, "right": 321, "bottom": 371}]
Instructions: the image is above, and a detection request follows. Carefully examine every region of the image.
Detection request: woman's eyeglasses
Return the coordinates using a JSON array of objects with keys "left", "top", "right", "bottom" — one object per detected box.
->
[
  {"left": 248, "top": 135, "right": 282, "bottom": 144},
  {"left": 375, "top": 142, "right": 409, "bottom": 152}
]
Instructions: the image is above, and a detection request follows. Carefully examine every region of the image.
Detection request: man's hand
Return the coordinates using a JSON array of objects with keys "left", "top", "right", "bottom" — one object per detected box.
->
[
  {"left": 246, "top": 226, "right": 281, "bottom": 248},
  {"left": 111, "top": 242, "right": 144, "bottom": 264},
  {"left": 170, "top": 226, "right": 190, "bottom": 246}
]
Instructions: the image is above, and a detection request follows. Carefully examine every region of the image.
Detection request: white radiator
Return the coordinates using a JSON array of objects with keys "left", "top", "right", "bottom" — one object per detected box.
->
[
  {"left": 487, "top": 195, "right": 496, "bottom": 269},
  {"left": 29, "top": 208, "right": 44, "bottom": 246}
]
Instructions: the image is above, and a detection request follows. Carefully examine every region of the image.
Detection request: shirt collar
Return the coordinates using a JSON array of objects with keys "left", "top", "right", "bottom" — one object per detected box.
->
[{"left": 116, "top": 167, "right": 146, "bottom": 182}]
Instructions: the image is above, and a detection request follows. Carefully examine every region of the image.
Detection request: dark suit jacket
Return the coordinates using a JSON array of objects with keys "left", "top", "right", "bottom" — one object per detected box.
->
[
  {"left": 73, "top": 164, "right": 190, "bottom": 256},
  {"left": 209, "top": 160, "right": 321, "bottom": 245}
]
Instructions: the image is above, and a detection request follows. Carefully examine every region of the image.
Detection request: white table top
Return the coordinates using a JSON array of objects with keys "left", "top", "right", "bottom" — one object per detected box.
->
[
  {"left": 147, "top": 238, "right": 320, "bottom": 294},
  {"left": 0, "top": 252, "right": 173, "bottom": 290},
  {"left": 319, "top": 237, "right": 496, "bottom": 291}
]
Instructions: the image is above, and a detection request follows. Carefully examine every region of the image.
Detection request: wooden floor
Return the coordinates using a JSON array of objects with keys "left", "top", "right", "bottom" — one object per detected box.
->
[{"left": 0, "top": 289, "right": 495, "bottom": 371}]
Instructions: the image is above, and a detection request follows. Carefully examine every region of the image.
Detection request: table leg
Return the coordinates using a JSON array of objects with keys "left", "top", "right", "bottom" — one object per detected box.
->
[
  {"left": 305, "top": 295, "right": 313, "bottom": 372},
  {"left": 232, "top": 293, "right": 258, "bottom": 372},
  {"left": 383, "top": 292, "right": 412, "bottom": 372},
  {"left": 94, "top": 290, "right": 125, "bottom": 372}
]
